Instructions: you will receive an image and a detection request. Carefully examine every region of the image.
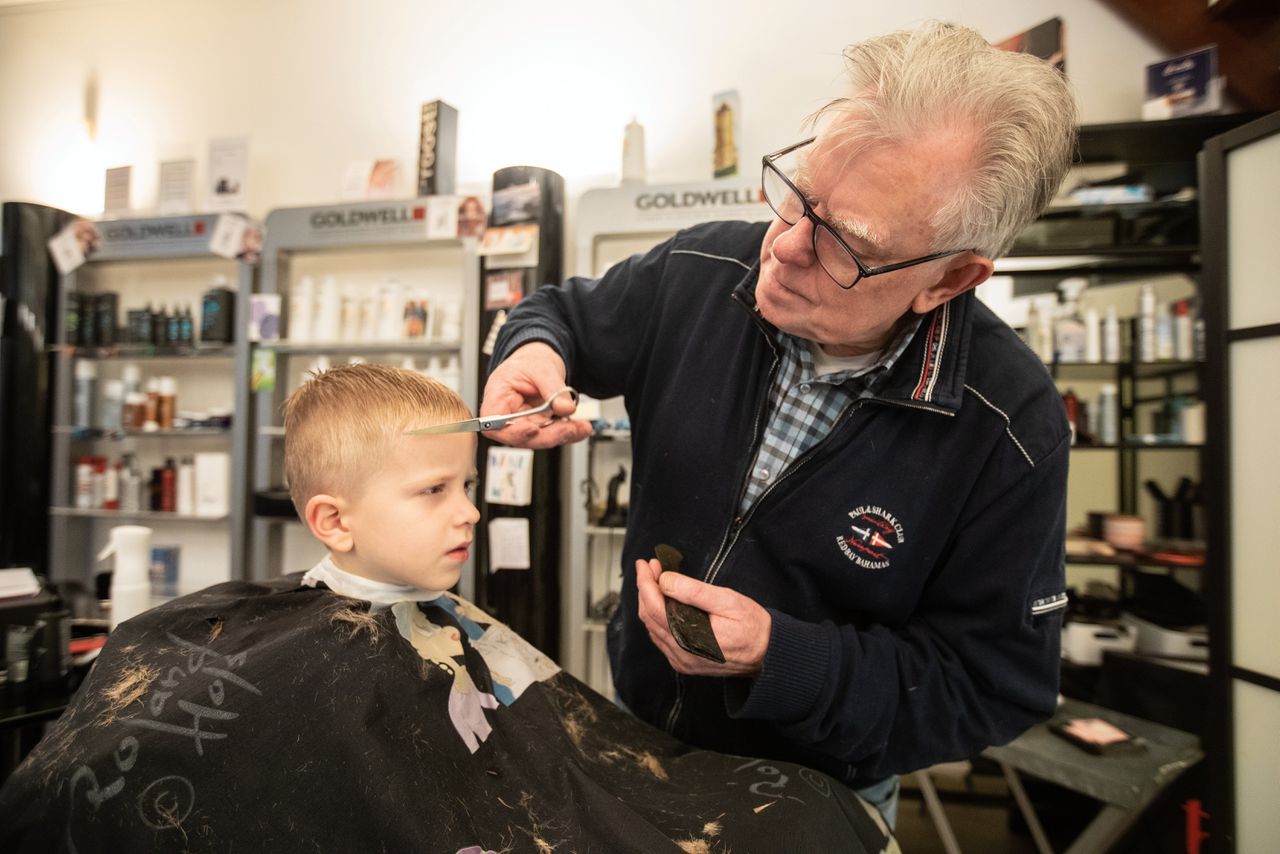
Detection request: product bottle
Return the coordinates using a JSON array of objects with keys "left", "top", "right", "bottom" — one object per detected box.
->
[
  {"left": 90, "top": 457, "right": 106, "bottom": 509},
  {"left": 622, "top": 117, "right": 647, "bottom": 185},
  {"left": 149, "top": 303, "right": 165, "bottom": 346},
  {"left": 340, "top": 288, "right": 360, "bottom": 342},
  {"left": 177, "top": 456, "right": 196, "bottom": 516},
  {"left": 1054, "top": 278, "right": 1089, "bottom": 363},
  {"left": 1098, "top": 384, "right": 1119, "bottom": 445},
  {"left": 1138, "top": 284, "right": 1157, "bottom": 363},
  {"left": 73, "top": 360, "right": 97, "bottom": 429},
  {"left": 1025, "top": 302, "right": 1046, "bottom": 362},
  {"left": 157, "top": 376, "right": 177, "bottom": 431},
  {"left": 74, "top": 457, "right": 93, "bottom": 509},
  {"left": 1155, "top": 301, "right": 1175, "bottom": 360},
  {"left": 104, "top": 459, "right": 121, "bottom": 511},
  {"left": 121, "top": 362, "right": 141, "bottom": 398},
  {"left": 143, "top": 377, "right": 160, "bottom": 432},
  {"left": 315, "top": 276, "right": 341, "bottom": 342},
  {"left": 180, "top": 305, "right": 194, "bottom": 345},
  {"left": 378, "top": 278, "right": 404, "bottom": 341},
  {"left": 290, "top": 276, "right": 315, "bottom": 342},
  {"left": 166, "top": 305, "right": 182, "bottom": 346},
  {"left": 101, "top": 379, "right": 124, "bottom": 433},
  {"left": 1061, "top": 390, "right": 1080, "bottom": 446},
  {"left": 360, "top": 290, "right": 379, "bottom": 340},
  {"left": 120, "top": 453, "right": 142, "bottom": 513},
  {"left": 1102, "top": 305, "right": 1121, "bottom": 363},
  {"left": 1084, "top": 307, "right": 1101, "bottom": 363},
  {"left": 1174, "top": 299, "right": 1194, "bottom": 361},
  {"left": 160, "top": 458, "right": 176, "bottom": 513}
]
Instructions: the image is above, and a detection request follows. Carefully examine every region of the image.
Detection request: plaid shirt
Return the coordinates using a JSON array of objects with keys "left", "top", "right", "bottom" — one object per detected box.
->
[{"left": 740, "top": 320, "right": 921, "bottom": 513}]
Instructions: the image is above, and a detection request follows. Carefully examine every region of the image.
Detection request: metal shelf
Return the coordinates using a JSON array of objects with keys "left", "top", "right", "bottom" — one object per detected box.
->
[
  {"left": 52, "top": 344, "right": 236, "bottom": 360},
  {"left": 51, "top": 507, "right": 229, "bottom": 523},
  {"left": 55, "top": 426, "right": 232, "bottom": 439},
  {"left": 263, "top": 340, "right": 462, "bottom": 356},
  {"left": 586, "top": 525, "right": 627, "bottom": 536}
]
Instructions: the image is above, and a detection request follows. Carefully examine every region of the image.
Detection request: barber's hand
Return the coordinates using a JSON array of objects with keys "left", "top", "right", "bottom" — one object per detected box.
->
[
  {"left": 480, "top": 342, "right": 593, "bottom": 449},
  {"left": 635, "top": 558, "right": 772, "bottom": 677}
]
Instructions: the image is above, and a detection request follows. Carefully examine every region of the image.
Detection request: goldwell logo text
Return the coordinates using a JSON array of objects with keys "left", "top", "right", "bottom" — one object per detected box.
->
[
  {"left": 309, "top": 207, "right": 426, "bottom": 229},
  {"left": 102, "top": 221, "right": 202, "bottom": 241},
  {"left": 635, "top": 188, "right": 762, "bottom": 211}
]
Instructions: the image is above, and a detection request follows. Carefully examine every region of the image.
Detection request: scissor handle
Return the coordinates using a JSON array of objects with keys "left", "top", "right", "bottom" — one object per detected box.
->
[{"left": 480, "top": 386, "right": 578, "bottom": 431}]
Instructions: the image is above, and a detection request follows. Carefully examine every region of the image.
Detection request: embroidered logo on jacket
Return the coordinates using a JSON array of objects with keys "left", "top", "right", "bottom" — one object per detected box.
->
[{"left": 836, "top": 505, "right": 905, "bottom": 570}]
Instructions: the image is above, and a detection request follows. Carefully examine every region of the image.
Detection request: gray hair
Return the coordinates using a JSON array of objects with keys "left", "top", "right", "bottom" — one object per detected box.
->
[{"left": 810, "top": 21, "right": 1078, "bottom": 259}]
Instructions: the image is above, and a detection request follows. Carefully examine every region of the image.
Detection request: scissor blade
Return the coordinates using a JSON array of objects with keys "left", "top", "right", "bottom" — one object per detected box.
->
[{"left": 405, "top": 420, "right": 482, "bottom": 435}]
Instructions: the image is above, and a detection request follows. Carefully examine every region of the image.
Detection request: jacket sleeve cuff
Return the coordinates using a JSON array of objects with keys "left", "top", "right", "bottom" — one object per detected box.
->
[
  {"left": 491, "top": 327, "right": 568, "bottom": 367},
  {"left": 726, "top": 609, "right": 833, "bottom": 723}
]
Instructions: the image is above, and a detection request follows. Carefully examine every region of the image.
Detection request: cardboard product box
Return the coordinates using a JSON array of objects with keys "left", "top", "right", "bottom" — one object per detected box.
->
[{"left": 194, "top": 452, "right": 230, "bottom": 518}]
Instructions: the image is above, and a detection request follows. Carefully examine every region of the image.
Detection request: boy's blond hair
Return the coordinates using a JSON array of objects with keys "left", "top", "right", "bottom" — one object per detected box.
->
[{"left": 282, "top": 363, "right": 472, "bottom": 516}]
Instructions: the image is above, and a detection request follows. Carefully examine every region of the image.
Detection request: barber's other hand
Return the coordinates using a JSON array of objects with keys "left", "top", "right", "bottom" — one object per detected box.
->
[
  {"left": 635, "top": 558, "right": 772, "bottom": 677},
  {"left": 480, "top": 342, "right": 593, "bottom": 449}
]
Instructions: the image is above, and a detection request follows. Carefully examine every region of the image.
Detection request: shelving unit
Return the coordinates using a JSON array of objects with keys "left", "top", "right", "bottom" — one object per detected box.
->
[
  {"left": 47, "top": 213, "right": 257, "bottom": 595},
  {"left": 247, "top": 198, "right": 480, "bottom": 597},
  {"left": 562, "top": 180, "right": 771, "bottom": 694}
]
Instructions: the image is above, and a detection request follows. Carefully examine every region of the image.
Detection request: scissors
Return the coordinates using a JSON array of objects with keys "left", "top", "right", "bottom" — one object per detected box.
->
[{"left": 406, "top": 387, "right": 579, "bottom": 435}]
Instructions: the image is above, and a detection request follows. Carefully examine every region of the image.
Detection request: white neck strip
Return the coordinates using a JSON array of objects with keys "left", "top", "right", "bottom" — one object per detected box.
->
[{"left": 301, "top": 554, "right": 445, "bottom": 607}]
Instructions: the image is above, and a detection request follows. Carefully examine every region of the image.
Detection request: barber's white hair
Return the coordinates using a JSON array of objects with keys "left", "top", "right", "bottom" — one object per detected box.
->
[{"left": 811, "top": 21, "right": 1077, "bottom": 259}]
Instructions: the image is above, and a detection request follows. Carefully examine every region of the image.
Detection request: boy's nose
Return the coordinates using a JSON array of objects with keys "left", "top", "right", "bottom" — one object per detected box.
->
[{"left": 462, "top": 497, "right": 481, "bottom": 525}]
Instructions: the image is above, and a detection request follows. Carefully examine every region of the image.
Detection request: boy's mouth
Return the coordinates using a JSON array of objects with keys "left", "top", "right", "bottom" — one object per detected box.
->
[{"left": 447, "top": 542, "right": 472, "bottom": 559}]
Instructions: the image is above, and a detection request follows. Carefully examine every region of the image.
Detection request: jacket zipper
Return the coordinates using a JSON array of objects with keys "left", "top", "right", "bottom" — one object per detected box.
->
[{"left": 662, "top": 291, "right": 954, "bottom": 733}]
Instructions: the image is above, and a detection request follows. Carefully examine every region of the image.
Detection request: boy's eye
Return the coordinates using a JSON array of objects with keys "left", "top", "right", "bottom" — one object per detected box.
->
[
  {"left": 464, "top": 479, "right": 478, "bottom": 497},
  {"left": 422, "top": 484, "right": 446, "bottom": 496}
]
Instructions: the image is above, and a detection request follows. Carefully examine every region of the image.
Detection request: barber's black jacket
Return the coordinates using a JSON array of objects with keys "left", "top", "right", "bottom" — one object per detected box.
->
[{"left": 493, "top": 220, "right": 1070, "bottom": 785}]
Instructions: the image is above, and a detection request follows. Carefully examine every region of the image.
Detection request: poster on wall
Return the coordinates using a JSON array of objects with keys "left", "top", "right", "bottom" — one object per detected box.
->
[
  {"left": 207, "top": 136, "right": 249, "bottom": 212},
  {"left": 993, "top": 17, "right": 1065, "bottom": 74}
]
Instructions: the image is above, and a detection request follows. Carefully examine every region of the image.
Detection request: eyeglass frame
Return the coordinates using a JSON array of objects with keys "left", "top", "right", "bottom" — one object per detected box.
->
[{"left": 761, "top": 137, "right": 976, "bottom": 290}]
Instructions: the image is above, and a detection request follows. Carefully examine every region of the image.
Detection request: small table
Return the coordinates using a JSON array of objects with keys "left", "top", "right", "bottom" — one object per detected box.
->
[
  {"left": 984, "top": 697, "right": 1202, "bottom": 854},
  {"left": 915, "top": 698, "right": 1202, "bottom": 854}
]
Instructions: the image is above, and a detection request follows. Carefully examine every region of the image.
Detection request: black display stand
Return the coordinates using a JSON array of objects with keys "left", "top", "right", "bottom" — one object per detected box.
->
[{"left": 475, "top": 166, "right": 564, "bottom": 657}]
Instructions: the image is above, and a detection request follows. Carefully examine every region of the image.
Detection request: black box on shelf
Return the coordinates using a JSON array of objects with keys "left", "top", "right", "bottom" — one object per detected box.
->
[{"left": 200, "top": 286, "right": 235, "bottom": 343}]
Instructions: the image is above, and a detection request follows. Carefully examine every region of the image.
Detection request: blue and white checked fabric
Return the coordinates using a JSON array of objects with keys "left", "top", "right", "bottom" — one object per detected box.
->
[{"left": 739, "top": 320, "right": 920, "bottom": 513}]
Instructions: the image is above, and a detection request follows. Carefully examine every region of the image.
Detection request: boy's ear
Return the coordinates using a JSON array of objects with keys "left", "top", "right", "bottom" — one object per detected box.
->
[{"left": 305, "top": 493, "right": 353, "bottom": 553}]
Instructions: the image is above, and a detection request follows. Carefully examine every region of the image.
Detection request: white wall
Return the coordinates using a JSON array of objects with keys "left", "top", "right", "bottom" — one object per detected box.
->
[{"left": 0, "top": 0, "right": 1163, "bottom": 224}]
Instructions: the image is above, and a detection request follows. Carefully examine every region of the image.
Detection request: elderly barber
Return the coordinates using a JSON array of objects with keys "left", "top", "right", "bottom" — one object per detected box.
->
[{"left": 481, "top": 21, "right": 1077, "bottom": 826}]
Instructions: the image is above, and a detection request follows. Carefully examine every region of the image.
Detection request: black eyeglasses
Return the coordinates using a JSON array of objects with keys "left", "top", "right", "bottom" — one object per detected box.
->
[{"left": 761, "top": 138, "right": 974, "bottom": 290}]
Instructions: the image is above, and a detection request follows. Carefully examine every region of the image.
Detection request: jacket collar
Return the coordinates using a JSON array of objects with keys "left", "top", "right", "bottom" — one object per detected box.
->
[{"left": 730, "top": 267, "right": 973, "bottom": 413}]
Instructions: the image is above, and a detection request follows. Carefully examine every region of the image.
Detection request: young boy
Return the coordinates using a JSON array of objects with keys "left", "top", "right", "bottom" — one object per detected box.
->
[{"left": 1, "top": 365, "right": 897, "bottom": 853}]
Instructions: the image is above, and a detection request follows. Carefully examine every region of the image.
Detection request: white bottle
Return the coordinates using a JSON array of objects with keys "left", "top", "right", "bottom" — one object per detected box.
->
[
  {"left": 73, "top": 360, "right": 97, "bottom": 428},
  {"left": 1054, "top": 278, "right": 1089, "bottom": 363},
  {"left": 1174, "top": 300, "right": 1194, "bottom": 362},
  {"left": 101, "top": 379, "right": 124, "bottom": 433},
  {"left": 1025, "top": 302, "right": 1047, "bottom": 363},
  {"left": 1102, "top": 306, "right": 1122, "bottom": 363},
  {"left": 340, "top": 287, "right": 361, "bottom": 342},
  {"left": 289, "top": 276, "right": 315, "bottom": 342},
  {"left": 1084, "top": 307, "right": 1101, "bottom": 363},
  {"left": 314, "top": 275, "right": 341, "bottom": 343},
  {"left": 74, "top": 457, "right": 93, "bottom": 508},
  {"left": 440, "top": 300, "right": 462, "bottom": 344},
  {"left": 121, "top": 362, "right": 141, "bottom": 398},
  {"left": 1138, "top": 285, "right": 1157, "bottom": 363},
  {"left": 1098, "top": 384, "right": 1119, "bottom": 445},
  {"left": 379, "top": 278, "right": 404, "bottom": 341},
  {"left": 98, "top": 525, "right": 153, "bottom": 629},
  {"left": 360, "top": 290, "right": 380, "bottom": 340},
  {"left": 176, "top": 455, "right": 195, "bottom": 516},
  {"left": 1155, "top": 301, "right": 1175, "bottom": 360},
  {"left": 622, "top": 117, "right": 647, "bottom": 185}
]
